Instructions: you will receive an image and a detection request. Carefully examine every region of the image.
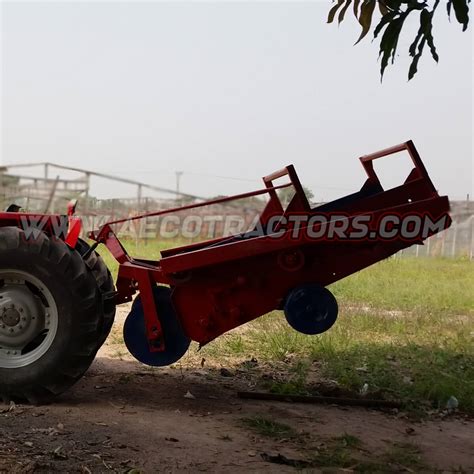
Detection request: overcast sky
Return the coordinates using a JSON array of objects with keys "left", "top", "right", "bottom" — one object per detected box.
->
[{"left": 1, "top": 1, "right": 472, "bottom": 201}]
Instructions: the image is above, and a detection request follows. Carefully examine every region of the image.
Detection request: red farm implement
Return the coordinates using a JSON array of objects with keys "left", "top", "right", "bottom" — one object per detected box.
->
[{"left": 0, "top": 141, "right": 451, "bottom": 401}]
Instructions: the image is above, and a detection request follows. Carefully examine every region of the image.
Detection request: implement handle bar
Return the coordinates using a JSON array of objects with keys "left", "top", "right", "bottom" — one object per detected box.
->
[
  {"left": 359, "top": 140, "right": 435, "bottom": 192},
  {"left": 99, "top": 182, "right": 292, "bottom": 227}
]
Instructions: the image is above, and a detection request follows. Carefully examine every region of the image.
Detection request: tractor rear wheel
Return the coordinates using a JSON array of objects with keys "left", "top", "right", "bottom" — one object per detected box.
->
[
  {"left": 0, "top": 227, "right": 111, "bottom": 403},
  {"left": 75, "top": 239, "right": 116, "bottom": 348}
]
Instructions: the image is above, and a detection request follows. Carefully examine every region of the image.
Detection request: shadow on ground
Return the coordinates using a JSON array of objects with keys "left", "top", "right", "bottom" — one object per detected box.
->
[{"left": 0, "top": 356, "right": 473, "bottom": 473}]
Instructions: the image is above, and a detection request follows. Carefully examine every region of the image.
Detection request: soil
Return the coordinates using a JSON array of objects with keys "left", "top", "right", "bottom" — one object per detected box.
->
[{"left": 1, "top": 307, "right": 473, "bottom": 473}]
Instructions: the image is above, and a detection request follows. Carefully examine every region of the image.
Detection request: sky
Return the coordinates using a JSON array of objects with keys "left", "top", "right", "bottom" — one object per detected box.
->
[{"left": 0, "top": 1, "right": 472, "bottom": 202}]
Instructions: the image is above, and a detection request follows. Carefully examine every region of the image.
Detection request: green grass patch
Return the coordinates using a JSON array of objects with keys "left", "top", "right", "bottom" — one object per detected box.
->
[
  {"left": 331, "top": 256, "right": 474, "bottom": 315},
  {"left": 203, "top": 305, "right": 473, "bottom": 413},
  {"left": 241, "top": 417, "right": 296, "bottom": 439},
  {"left": 95, "top": 237, "right": 193, "bottom": 279},
  {"left": 382, "top": 442, "right": 431, "bottom": 471},
  {"left": 268, "top": 360, "right": 310, "bottom": 395},
  {"left": 307, "top": 434, "right": 363, "bottom": 469},
  {"left": 334, "top": 433, "right": 362, "bottom": 449}
]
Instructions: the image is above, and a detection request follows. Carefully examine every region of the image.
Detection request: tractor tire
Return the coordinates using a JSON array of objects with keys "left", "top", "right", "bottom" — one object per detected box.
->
[
  {"left": 0, "top": 227, "right": 108, "bottom": 403},
  {"left": 75, "top": 239, "right": 116, "bottom": 348}
]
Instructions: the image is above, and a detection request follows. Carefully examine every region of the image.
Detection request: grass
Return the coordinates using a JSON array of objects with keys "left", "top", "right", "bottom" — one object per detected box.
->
[
  {"left": 383, "top": 442, "right": 428, "bottom": 470},
  {"left": 331, "top": 256, "right": 474, "bottom": 315},
  {"left": 306, "top": 434, "right": 364, "bottom": 470},
  {"left": 96, "top": 238, "right": 190, "bottom": 279},
  {"left": 239, "top": 417, "right": 434, "bottom": 472},
  {"left": 334, "top": 433, "right": 362, "bottom": 449},
  {"left": 97, "top": 239, "right": 473, "bottom": 414},
  {"left": 205, "top": 310, "right": 474, "bottom": 413},
  {"left": 269, "top": 360, "right": 310, "bottom": 395},
  {"left": 240, "top": 419, "right": 432, "bottom": 472},
  {"left": 239, "top": 421, "right": 430, "bottom": 472},
  {"left": 354, "top": 441, "right": 432, "bottom": 473},
  {"left": 241, "top": 417, "right": 297, "bottom": 439},
  {"left": 201, "top": 257, "right": 474, "bottom": 414}
]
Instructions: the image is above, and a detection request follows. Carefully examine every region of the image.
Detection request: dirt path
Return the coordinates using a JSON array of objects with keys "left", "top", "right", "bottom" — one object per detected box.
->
[
  {"left": 1, "top": 354, "right": 473, "bottom": 473},
  {"left": 1, "top": 307, "right": 473, "bottom": 472}
]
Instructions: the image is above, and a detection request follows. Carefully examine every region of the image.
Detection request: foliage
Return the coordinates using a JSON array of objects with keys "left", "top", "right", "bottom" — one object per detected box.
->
[
  {"left": 241, "top": 417, "right": 297, "bottom": 439},
  {"left": 278, "top": 185, "right": 315, "bottom": 206},
  {"left": 328, "top": 0, "right": 471, "bottom": 80}
]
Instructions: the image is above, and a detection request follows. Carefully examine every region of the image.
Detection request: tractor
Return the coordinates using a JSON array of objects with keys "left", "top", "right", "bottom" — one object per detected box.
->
[{"left": 0, "top": 141, "right": 451, "bottom": 402}]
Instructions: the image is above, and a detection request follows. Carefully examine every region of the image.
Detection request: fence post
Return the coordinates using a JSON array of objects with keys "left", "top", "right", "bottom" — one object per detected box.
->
[
  {"left": 470, "top": 216, "right": 473, "bottom": 261},
  {"left": 451, "top": 226, "right": 457, "bottom": 258}
]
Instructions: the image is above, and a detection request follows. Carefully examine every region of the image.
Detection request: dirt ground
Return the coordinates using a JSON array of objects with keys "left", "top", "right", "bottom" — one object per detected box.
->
[{"left": 1, "top": 308, "right": 473, "bottom": 473}]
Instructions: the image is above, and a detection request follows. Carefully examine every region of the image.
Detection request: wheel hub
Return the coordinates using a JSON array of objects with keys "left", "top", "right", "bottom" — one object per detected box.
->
[
  {"left": 2, "top": 307, "right": 21, "bottom": 327},
  {"left": 284, "top": 284, "right": 339, "bottom": 335},
  {"left": 0, "top": 283, "right": 48, "bottom": 347},
  {"left": 0, "top": 271, "right": 58, "bottom": 368}
]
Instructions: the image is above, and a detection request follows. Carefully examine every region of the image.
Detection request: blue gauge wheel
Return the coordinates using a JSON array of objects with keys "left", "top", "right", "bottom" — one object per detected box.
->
[
  {"left": 124, "top": 286, "right": 190, "bottom": 367},
  {"left": 284, "top": 284, "right": 338, "bottom": 335}
]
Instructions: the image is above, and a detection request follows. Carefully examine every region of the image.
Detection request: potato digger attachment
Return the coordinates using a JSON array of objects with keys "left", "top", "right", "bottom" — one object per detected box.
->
[{"left": 0, "top": 141, "right": 451, "bottom": 402}]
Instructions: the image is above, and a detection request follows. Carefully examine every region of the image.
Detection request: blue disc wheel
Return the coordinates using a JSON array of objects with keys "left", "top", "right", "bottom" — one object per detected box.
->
[
  {"left": 123, "top": 286, "right": 190, "bottom": 367},
  {"left": 284, "top": 284, "right": 338, "bottom": 335}
]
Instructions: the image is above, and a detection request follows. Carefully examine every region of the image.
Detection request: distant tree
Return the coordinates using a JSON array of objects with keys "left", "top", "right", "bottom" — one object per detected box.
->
[
  {"left": 278, "top": 186, "right": 315, "bottom": 206},
  {"left": 328, "top": 0, "right": 471, "bottom": 80},
  {"left": 303, "top": 186, "right": 315, "bottom": 203}
]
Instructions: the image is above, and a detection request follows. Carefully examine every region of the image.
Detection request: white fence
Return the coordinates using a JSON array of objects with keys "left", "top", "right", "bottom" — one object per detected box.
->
[{"left": 399, "top": 201, "right": 473, "bottom": 259}]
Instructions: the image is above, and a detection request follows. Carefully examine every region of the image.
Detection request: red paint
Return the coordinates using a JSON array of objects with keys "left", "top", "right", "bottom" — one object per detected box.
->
[
  {"left": 89, "top": 141, "right": 451, "bottom": 351},
  {"left": 1, "top": 141, "right": 451, "bottom": 354}
]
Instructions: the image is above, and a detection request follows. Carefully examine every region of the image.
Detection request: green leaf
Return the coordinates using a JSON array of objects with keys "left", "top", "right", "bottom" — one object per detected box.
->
[
  {"left": 420, "top": 8, "right": 439, "bottom": 62},
  {"left": 328, "top": 0, "right": 469, "bottom": 80},
  {"left": 447, "top": 1, "right": 453, "bottom": 18},
  {"left": 408, "top": 37, "right": 426, "bottom": 80},
  {"left": 379, "top": 12, "right": 409, "bottom": 78},
  {"left": 384, "top": 0, "right": 402, "bottom": 12},
  {"left": 355, "top": 0, "right": 377, "bottom": 44},
  {"left": 379, "top": 1, "right": 390, "bottom": 16},
  {"left": 409, "top": 25, "right": 423, "bottom": 57},
  {"left": 373, "top": 10, "right": 399, "bottom": 39},
  {"left": 353, "top": 0, "right": 361, "bottom": 18},
  {"left": 338, "top": 0, "right": 353, "bottom": 24},
  {"left": 451, "top": 0, "right": 470, "bottom": 31},
  {"left": 327, "top": 0, "right": 345, "bottom": 24}
]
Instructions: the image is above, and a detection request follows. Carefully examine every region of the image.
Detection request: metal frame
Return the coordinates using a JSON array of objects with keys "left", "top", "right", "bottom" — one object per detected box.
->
[
  {"left": 1, "top": 141, "right": 451, "bottom": 355},
  {"left": 87, "top": 140, "right": 450, "bottom": 352}
]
